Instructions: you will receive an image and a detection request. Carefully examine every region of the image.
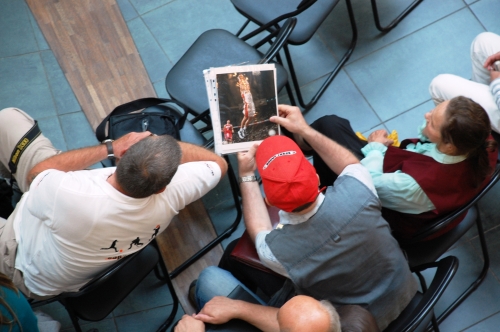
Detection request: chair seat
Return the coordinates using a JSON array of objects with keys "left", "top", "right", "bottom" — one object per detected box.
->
[
  {"left": 231, "top": 0, "right": 340, "bottom": 45},
  {"left": 166, "top": 29, "right": 288, "bottom": 115},
  {"left": 404, "top": 207, "right": 478, "bottom": 268}
]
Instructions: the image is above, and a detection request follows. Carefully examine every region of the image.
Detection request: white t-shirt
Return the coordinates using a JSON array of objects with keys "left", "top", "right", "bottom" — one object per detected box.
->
[{"left": 12, "top": 161, "right": 221, "bottom": 296}]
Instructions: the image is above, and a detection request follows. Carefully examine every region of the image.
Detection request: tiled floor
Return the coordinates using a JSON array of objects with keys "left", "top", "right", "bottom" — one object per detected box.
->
[{"left": 2, "top": 0, "right": 500, "bottom": 331}]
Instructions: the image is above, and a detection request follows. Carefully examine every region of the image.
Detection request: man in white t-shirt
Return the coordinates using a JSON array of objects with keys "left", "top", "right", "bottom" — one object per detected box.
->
[{"left": 0, "top": 107, "right": 227, "bottom": 299}]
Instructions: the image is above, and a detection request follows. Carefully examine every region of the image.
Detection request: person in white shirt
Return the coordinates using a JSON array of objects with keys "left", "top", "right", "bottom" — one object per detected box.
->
[
  {"left": 0, "top": 107, "right": 227, "bottom": 299},
  {"left": 429, "top": 32, "right": 500, "bottom": 133}
]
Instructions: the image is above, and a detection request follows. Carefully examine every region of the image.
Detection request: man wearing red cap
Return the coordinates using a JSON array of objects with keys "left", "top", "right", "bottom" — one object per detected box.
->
[{"left": 219, "top": 105, "right": 417, "bottom": 330}]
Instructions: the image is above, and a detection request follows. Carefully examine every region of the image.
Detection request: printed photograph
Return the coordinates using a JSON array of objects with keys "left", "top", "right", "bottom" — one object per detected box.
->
[{"left": 216, "top": 69, "right": 279, "bottom": 144}]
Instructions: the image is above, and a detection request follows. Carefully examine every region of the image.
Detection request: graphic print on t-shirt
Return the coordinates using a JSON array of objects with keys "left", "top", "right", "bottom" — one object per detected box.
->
[
  {"left": 128, "top": 237, "right": 144, "bottom": 250},
  {"left": 150, "top": 225, "right": 161, "bottom": 240},
  {"left": 101, "top": 239, "right": 118, "bottom": 252}
]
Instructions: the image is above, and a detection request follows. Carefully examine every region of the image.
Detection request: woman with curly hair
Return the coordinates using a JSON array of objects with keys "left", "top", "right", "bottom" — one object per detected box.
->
[{"left": 0, "top": 272, "right": 38, "bottom": 332}]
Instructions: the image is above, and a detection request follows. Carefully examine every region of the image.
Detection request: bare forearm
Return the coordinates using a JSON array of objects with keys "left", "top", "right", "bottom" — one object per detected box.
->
[
  {"left": 27, "top": 144, "right": 108, "bottom": 185},
  {"left": 299, "top": 126, "right": 359, "bottom": 174},
  {"left": 240, "top": 180, "right": 273, "bottom": 242},
  {"left": 178, "top": 142, "right": 228, "bottom": 177},
  {"left": 234, "top": 301, "right": 280, "bottom": 332}
]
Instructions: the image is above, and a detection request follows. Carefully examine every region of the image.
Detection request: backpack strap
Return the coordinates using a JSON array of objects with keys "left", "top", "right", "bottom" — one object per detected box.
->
[{"left": 9, "top": 120, "right": 41, "bottom": 174}]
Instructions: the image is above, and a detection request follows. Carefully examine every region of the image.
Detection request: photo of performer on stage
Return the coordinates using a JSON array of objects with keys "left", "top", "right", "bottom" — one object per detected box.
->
[{"left": 216, "top": 69, "right": 279, "bottom": 144}]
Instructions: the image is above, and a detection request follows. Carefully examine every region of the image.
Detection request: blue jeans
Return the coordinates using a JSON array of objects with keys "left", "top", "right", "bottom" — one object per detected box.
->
[{"left": 195, "top": 266, "right": 266, "bottom": 309}]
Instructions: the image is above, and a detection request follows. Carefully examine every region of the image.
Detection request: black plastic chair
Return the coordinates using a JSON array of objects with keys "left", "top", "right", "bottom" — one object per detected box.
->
[
  {"left": 384, "top": 256, "right": 458, "bottom": 332},
  {"left": 230, "top": 0, "right": 357, "bottom": 111},
  {"left": 396, "top": 164, "right": 500, "bottom": 328},
  {"left": 370, "top": 0, "right": 424, "bottom": 32},
  {"left": 31, "top": 240, "right": 178, "bottom": 332},
  {"left": 165, "top": 17, "right": 298, "bottom": 139},
  {"left": 98, "top": 104, "right": 243, "bottom": 279}
]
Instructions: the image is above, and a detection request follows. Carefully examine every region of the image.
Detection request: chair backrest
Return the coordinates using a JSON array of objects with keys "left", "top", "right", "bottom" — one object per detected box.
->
[
  {"left": 383, "top": 256, "right": 459, "bottom": 332},
  {"left": 165, "top": 17, "right": 296, "bottom": 115},
  {"left": 57, "top": 243, "right": 160, "bottom": 322},
  {"left": 231, "top": 0, "right": 339, "bottom": 45}
]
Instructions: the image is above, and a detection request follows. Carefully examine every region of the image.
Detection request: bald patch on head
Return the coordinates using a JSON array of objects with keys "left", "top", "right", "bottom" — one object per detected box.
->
[{"left": 277, "top": 296, "right": 340, "bottom": 332}]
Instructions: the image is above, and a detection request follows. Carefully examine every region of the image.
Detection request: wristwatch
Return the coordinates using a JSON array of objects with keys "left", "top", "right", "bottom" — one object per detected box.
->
[
  {"left": 239, "top": 175, "right": 257, "bottom": 183},
  {"left": 102, "top": 139, "right": 115, "bottom": 160}
]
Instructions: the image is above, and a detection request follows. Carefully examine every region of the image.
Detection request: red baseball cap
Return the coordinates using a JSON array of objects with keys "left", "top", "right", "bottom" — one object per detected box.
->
[{"left": 256, "top": 136, "right": 319, "bottom": 212}]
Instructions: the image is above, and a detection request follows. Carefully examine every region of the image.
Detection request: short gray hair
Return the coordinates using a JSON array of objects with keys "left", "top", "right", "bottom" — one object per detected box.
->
[
  {"left": 320, "top": 300, "right": 341, "bottom": 332},
  {"left": 116, "top": 135, "right": 181, "bottom": 198}
]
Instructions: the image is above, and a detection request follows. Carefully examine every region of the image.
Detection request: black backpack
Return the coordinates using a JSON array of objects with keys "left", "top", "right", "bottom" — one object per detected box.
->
[{"left": 96, "top": 97, "right": 188, "bottom": 142}]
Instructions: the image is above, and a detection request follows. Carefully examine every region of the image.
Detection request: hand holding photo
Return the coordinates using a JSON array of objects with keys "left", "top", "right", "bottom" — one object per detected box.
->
[{"left": 204, "top": 63, "right": 280, "bottom": 154}]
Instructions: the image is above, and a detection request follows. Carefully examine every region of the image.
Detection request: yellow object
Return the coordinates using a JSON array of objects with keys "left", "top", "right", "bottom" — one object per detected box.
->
[{"left": 356, "top": 130, "right": 400, "bottom": 147}]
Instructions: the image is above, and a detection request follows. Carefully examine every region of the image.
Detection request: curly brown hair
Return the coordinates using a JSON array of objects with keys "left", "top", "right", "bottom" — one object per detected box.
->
[{"left": 0, "top": 272, "right": 22, "bottom": 332}]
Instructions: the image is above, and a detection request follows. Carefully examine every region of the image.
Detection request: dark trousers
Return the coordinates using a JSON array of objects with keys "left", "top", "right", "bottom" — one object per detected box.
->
[{"left": 308, "top": 115, "right": 367, "bottom": 187}]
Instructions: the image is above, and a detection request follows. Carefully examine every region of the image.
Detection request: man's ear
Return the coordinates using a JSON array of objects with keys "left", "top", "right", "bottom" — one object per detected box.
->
[{"left": 155, "top": 187, "right": 166, "bottom": 194}]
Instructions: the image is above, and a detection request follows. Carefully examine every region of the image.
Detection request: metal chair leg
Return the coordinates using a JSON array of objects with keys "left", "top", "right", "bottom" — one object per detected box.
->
[
  {"left": 426, "top": 204, "right": 490, "bottom": 330},
  {"left": 286, "top": 0, "right": 357, "bottom": 112},
  {"left": 370, "top": 0, "right": 424, "bottom": 32},
  {"left": 168, "top": 157, "right": 242, "bottom": 279},
  {"left": 153, "top": 240, "right": 180, "bottom": 332}
]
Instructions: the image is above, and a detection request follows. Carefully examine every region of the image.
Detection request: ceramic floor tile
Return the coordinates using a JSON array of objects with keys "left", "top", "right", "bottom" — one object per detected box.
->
[
  {"left": 285, "top": 33, "right": 340, "bottom": 88},
  {"left": 471, "top": 224, "right": 500, "bottom": 282},
  {"left": 475, "top": 180, "right": 500, "bottom": 234},
  {"left": 345, "top": 8, "right": 485, "bottom": 121},
  {"left": 383, "top": 100, "right": 433, "bottom": 140},
  {"left": 37, "top": 116, "right": 68, "bottom": 152},
  {"left": 27, "top": 3, "right": 49, "bottom": 51},
  {"left": 0, "top": 0, "right": 38, "bottom": 57},
  {"left": 418, "top": 241, "right": 500, "bottom": 331},
  {"left": 112, "top": 271, "right": 174, "bottom": 317},
  {"left": 142, "top": 0, "right": 243, "bottom": 64},
  {"left": 470, "top": 0, "right": 500, "bottom": 33},
  {"left": 116, "top": 0, "right": 139, "bottom": 22},
  {"left": 299, "top": 70, "right": 381, "bottom": 133},
  {"left": 40, "top": 51, "right": 81, "bottom": 115},
  {"left": 60, "top": 318, "right": 117, "bottom": 332},
  {"left": 318, "top": 0, "right": 467, "bottom": 63},
  {"left": 127, "top": 17, "right": 173, "bottom": 84},
  {"left": 153, "top": 81, "right": 170, "bottom": 99},
  {"left": 128, "top": 0, "right": 173, "bottom": 15},
  {"left": 59, "top": 112, "right": 99, "bottom": 150},
  {"left": 114, "top": 305, "right": 184, "bottom": 332},
  {"left": 0, "top": 53, "right": 57, "bottom": 119},
  {"left": 462, "top": 311, "right": 500, "bottom": 331}
]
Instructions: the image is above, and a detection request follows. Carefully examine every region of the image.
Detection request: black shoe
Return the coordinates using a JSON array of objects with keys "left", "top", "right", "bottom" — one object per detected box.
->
[{"left": 188, "top": 279, "right": 198, "bottom": 311}]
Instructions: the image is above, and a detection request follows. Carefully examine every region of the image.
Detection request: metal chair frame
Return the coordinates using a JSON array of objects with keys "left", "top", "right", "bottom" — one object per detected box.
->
[
  {"left": 370, "top": 0, "right": 424, "bottom": 32},
  {"left": 400, "top": 164, "right": 500, "bottom": 329},
  {"left": 233, "top": 0, "right": 358, "bottom": 112}
]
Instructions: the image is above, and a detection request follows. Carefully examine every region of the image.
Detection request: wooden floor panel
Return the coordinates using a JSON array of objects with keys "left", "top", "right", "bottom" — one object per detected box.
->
[
  {"left": 27, "top": 0, "right": 223, "bottom": 315},
  {"left": 26, "top": 0, "right": 154, "bottom": 130}
]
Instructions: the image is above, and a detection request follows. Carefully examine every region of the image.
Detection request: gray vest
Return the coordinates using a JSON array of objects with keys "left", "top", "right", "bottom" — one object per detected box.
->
[{"left": 266, "top": 175, "right": 417, "bottom": 330}]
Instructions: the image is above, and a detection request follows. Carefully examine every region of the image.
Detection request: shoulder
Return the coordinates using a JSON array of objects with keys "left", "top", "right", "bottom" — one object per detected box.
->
[{"left": 337, "top": 164, "right": 377, "bottom": 196}]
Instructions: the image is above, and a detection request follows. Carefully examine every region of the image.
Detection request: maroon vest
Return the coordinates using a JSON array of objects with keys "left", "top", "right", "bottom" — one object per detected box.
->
[{"left": 381, "top": 138, "right": 497, "bottom": 240}]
